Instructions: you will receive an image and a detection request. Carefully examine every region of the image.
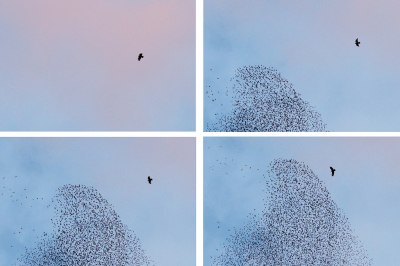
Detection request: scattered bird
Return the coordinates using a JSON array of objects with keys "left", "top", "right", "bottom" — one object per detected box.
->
[
  {"left": 138, "top": 53, "right": 144, "bottom": 61},
  {"left": 330, "top": 167, "right": 336, "bottom": 176},
  {"left": 148, "top": 176, "right": 153, "bottom": 184},
  {"left": 355, "top": 38, "right": 360, "bottom": 47}
]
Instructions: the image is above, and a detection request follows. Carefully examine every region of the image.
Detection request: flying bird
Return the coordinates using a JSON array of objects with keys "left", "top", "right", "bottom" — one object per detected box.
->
[
  {"left": 147, "top": 176, "right": 153, "bottom": 184},
  {"left": 355, "top": 38, "right": 360, "bottom": 47},
  {"left": 330, "top": 167, "right": 336, "bottom": 176},
  {"left": 138, "top": 53, "right": 144, "bottom": 61}
]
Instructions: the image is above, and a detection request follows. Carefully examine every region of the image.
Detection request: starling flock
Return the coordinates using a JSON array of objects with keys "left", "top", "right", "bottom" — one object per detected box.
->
[
  {"left": 14, "top": 184, "right": 154, "bottom": 266},
  {"left": 206, "top": 65, "right": 328, "bottom": 132},
  {"left": 210, "top": 158, "right": 372, "bottom": 265}
]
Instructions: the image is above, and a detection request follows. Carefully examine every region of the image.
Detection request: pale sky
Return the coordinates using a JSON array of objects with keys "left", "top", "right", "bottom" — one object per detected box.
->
[
  {"left": 0, "top": 0, "right": 195, "bottom": 131},
  {"left": 0, "top": 137, "right": 195, "bottom": 266},
  {"left": 204, "top": 137, "right": 400, "bottom": 266},
  {"left": 204, "top": 0, "right": 400, "bottom": 131}
]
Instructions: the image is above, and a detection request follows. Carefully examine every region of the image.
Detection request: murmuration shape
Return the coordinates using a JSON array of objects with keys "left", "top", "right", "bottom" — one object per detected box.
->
[
  {"left": 18, "top": 184, "right": 154, "bottom": 266},
  {"left": 212, "top": 159, "right": 371, "bottom": 265},
  {"left": 207, "top": 66, "right": 328, "bottom": 132}
]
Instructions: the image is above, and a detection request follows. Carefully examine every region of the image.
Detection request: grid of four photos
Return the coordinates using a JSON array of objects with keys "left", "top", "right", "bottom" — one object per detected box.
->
[{"left": 1, "top": 0, "right": 400, "bottom": 265}]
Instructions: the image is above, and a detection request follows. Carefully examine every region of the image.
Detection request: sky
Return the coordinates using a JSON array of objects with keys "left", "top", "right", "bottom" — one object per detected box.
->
[
  {"left": 204, "top": 137, "right": 400, "bottom": 266},
  {"left": 204, "top": 0, "right": 400, "bottom": 132},
  {"left": 0, "top": 137, "right": 196, "bottom": 266},
  {"left": 0, "top": 0, "right": 195, "bottom": 131}
]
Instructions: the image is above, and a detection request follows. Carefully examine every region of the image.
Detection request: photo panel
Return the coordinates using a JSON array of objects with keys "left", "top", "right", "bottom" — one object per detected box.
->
[
  {"left": 0, "top": 0, "right": 195, "bottom": 131},
  {"left": 0, "top": 137, "right": 195, "bottom": 265},
  {"left": 204, "top": 137, "right": 400, "bottom": 265},
  {"left": 204, "top": 1, "right": 400, "bottom": 132}
]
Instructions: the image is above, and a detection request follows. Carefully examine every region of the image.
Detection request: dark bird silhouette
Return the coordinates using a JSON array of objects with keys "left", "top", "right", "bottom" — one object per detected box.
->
[
  {"left": 138, "top": 53, "right": 144, "bottom": 61},
  {"left": 330, "top": 167, "right": 336, "bottom": 176},
  {"left": 355, "top": 38, "right": 360, "bottom": 47},
  {"left": 147, "top": 176, "right": 153, "bottom": 184}
]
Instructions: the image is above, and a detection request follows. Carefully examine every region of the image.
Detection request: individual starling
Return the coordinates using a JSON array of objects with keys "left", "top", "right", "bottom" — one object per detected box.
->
[
  {"left": 138, "top": 53, "right": 144, "bottom": 61},
  {"left": 330, "top": 166, "right": 336, "bottom": 176}
]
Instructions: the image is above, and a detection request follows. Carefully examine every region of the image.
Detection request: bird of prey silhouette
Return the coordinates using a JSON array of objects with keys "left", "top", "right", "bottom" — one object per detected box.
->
[
  {"left": 138, "top": 53, "right": 144, "bottom": 61},
  {"left": 330, "top": 167, "right": 336, "bottom": 176},
  {"left": 355, "top": 38, "right": 360, "bottom": 47},
  {"left": 147, "top": 176, "right": 153, "bottom": 184}
]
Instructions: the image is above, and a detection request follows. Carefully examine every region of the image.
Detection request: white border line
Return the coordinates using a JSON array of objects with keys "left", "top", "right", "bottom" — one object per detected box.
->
[
  {"left": 196, "top": 129, "right": 203, "bottom": 266},
  {"left": 196, "top": 1, "right": 204, "bottom": 265},
  {"left": 1, "top": 132, "right": 400, "bottom": 138},
  {"left": 196, "top": 2, "right": 204, "bottom": 134}
]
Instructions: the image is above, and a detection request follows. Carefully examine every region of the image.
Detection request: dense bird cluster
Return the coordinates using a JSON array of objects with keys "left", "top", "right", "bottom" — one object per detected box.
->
[
  {"left": 206, "top": 66, "right": 328, "bottom": 132},
  {"left": 18, "top": 184, "right": 154, "bottom": 266},
  {"left": 211, "top": 159, "right": 371, "bottom": 265}
]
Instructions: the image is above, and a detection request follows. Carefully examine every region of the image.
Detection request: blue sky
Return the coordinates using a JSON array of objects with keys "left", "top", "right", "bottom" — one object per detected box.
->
[
  {"left": 0, "top": 138, "right": 195, "bottom": 266},
  {"left": 204, "top": 137, "right": 400, "bottom": 266},
  {"left": 0, "top": 0, "right": 195, "bottom": 131},
  {"left": 204, "top": 0, "right": 400, "bottom": 131}
]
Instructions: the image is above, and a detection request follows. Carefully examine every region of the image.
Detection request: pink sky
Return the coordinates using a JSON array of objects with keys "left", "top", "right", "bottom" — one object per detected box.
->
[{"left": 0, "top": 0, "right": 195, "bottom": 130}]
